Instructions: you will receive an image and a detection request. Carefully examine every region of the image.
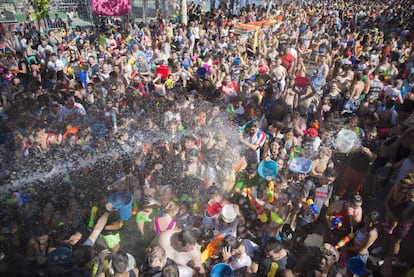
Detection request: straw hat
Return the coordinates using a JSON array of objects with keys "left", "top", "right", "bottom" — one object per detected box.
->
[{"left": 221, "top": 205, "right": 237, "bottom": 223}]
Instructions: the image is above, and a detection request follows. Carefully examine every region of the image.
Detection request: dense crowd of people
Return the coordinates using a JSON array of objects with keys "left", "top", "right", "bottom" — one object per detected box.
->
[{"left": 0, "top": 0, "right": 414, "bottom": 276}]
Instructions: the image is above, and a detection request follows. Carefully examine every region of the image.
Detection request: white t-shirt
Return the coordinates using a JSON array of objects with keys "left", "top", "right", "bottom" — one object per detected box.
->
[
  {"left": 290, "top": 47, "right": 298, "bottom": 61},
  {"left": 47, "top": 59, "right": 64, "bottom": 72},
  {"left": 384, "top": 86, "right": 400, "bottom": 99},
  {"left": 38, "top": 44, "right": 54, "bottom": 59},
  {"left": 58, "top": 102, "right": 87, "bottom": 122},
  {"left": 229, "top": 253, "right": 252, "bottom": 271}
]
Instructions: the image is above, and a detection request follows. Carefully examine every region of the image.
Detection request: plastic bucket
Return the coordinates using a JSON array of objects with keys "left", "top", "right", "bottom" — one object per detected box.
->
[
  {"left": 210, "top": 263, "right": 234, "bottom": 277},
  {"left": 258, "top": 160, "right": 278, "bottom": 179},
  {"left": 336, "top": 129, "right": 358, "bottom": 153},
  {"left": 196, "top": 67, "right": 208, "bottom": 79},
  {"left": 347, "top": 256, "right": 365, "bottom": 275},
  {"left": 109, "top": 191, "right": 133, "bottom": 220},
  {"left": 156, "top": 65, "right": 169, "bottom": 78},
  {"left": 289, "top": 157, "right": 313, "bottom": 174},
  {"left": 48, "top": 246, "right": 72, "bottom": 266}
]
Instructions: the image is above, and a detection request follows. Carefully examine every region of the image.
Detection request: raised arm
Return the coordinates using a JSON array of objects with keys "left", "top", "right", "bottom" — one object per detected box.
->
[{"left": 87, "top": 203, "right": 113, "bottom": 245}]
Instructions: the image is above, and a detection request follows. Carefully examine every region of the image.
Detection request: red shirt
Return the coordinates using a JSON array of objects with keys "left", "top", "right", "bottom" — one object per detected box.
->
[
  {"left": 258, "top": 64, "right": 270, "bottom": 74},
  {"left": 281, "top": 53, "right": 295, "bottom": 72},
  {"left": 221, "top": 81, "right": 238, "bottom": 97}
]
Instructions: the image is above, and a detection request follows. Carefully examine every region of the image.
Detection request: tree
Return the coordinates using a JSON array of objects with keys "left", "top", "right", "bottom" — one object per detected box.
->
[
  {"left": 29, "top": 0, "right": 50, "bottom": 23},
  {"left": 181, "top": 0, "right": 187, "bottom": 25}
]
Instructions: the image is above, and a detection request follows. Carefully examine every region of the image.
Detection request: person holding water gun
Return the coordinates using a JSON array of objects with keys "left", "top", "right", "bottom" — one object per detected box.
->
[
  {"left": 101, "top": 212, "right": 124, "bottom": 253},
  {"left": 234, "top": 162, "right": 267, "bottom": 200},
  {"left": 296, "top": 168, "right": 337, "bottom": 246},
  {"left": 255, "top": 237, "right": 297, "bottom": 277},
  {"left": 324, "top": 194, "right": 363, "bottom": 246},
  {"left": 337, "top": 210, "right": 380, "bottom": 275},
  {"left": 220, "top": 234, "right": 259, "bottom": 275}
]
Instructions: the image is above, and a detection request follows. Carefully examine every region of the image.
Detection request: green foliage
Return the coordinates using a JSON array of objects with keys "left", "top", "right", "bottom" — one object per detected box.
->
[{"left": 29, "top": 0, "right": 50, "bottom": 21}]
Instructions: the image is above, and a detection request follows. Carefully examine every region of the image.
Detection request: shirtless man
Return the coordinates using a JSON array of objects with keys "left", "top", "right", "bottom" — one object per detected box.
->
[
  {"left": 283, "top": 78, "right": 299, "bottom": 112},
  {"left": 350, "top": 72, "right": 365, "bottom": 102},
  {"left": 317, "top": 55, "right": 329, "bottom": 79},
  {"left": 333, "top": 66, "right": 352, "bottom": 93},
  {"left": 297, "top": 85, "right": 319, "bottom": 116},
  {"left": 271, "top": 57, "right": 287, "bottom": 92},
  {"left": 311, "top": 147, "right": 333, "bottom": 176},
  {"left": 260, "top": 190, "right": 294, "bottom": 241},
  {"left": 152, "top": 229, "right": 205, "bottom": 274}
]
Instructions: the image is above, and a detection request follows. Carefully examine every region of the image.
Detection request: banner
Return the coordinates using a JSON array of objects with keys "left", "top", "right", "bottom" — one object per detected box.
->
[{"left": 91, "top": 0, "right": 131, "bottom": 16}]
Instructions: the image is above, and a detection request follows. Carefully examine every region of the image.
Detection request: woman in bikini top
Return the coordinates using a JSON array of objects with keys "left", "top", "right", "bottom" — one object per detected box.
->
[{"left": 153, "top": 201, "right": 179, "bottom": 234}]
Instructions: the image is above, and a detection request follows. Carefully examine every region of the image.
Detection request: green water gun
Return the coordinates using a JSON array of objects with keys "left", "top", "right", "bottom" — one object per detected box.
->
[{"left": 88, "top": 206, "right": 98, "bottom": 228}]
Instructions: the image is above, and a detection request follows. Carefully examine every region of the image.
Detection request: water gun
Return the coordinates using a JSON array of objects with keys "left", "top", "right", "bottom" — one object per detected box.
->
[
  {"left": 178, "top": 124, "right": 186, "bottom": 132},
  {"left": 267, "top": 181, "right": 275, "bottom": 203},
  {"left": 257, "top": 94, "right": 263, "bottom": 105},
  {"left": 242, "top": 187, "right": 268, "bottom": 223},
  {"left": 201, "top": 234, "right": 224, "bottom": 263},
  {"left": 270, "top": 211, "right": 285, "bottom": 224},
  {"left": 239, "top": 120, "right": 252, "bottom": 133},
  {"left": 62, "top": 126, "right": 79, "bottom": 142},
  {"left": 228, "top": 104, "right": 235, "bottom": 120},
  {"left": 335, "top": 232, "right": 355, "bottom": 249},
  {"left": 267, "top": 262, "right": 279, "bottom": 277},
  {"left": 88, "top": 206, "right": 98, "bottom": 228},
  {"left": 233, "top": 159, "right": 245, "bottom": 173},
  {"left": 192, "top": 202, "right": 199, "bottom": 215},
  {"left": 8, "top": 192, "right": 31, "bottom": 207},
  {"left": 136, "top": 212, "right": 152, "bottom": 223},
  {"left": 248, "top": 195, "right": 268, "bottom": 223},
  {"left": 92, "top": 259, "right": 109, "bottom": 276},
  {"left": 329, "top": 216, "right": 343, "bottom": 230},
  {"left": 132, "top": 202, "right": 138, "bottom": 216},
  {"left": 242, "top": 187, "right": 251, "bottom": 197},
  {"left": 306, "top": 199, "right": 319, "bottom": 221}
]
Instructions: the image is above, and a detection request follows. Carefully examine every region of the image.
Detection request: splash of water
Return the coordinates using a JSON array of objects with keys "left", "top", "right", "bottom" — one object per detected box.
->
[{"left": 0, "top": 100, "right": 245, "bottom": 197}]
